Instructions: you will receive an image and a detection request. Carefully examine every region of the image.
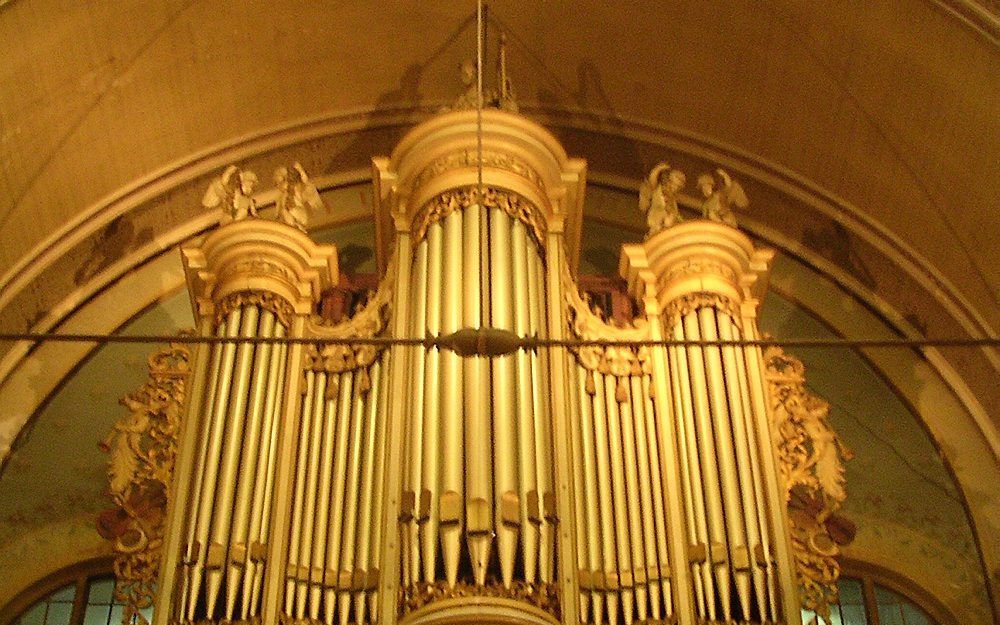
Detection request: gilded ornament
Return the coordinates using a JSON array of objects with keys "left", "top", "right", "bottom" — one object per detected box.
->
[
  {"left": 563, "top": 265, "right": 652, "bottom": 392},
  {"left": 399, "top": 580, "right": 560, "bottom": 619},
  {"left": 203, "top": 165, "right": 259, "bottom": 223},
  {"left": 412, "top": 187, "right": 546, "bottom": 250},
  {"left": 215, "top": 290, "right": 295, "bottom": 329},
  {"left": 662, "top": 292, "right": 742, "bottom": 330},
  {"left": 99, "top": 339, "right": 192, "bottom": 625},
  {"left": 764, "top": 346, "right": 853, "bottom": 624},
  {"left": 696, "top": 168, "right": 747, "bottom": 227},
  {"left": 639, "top": 163, "right": 686, "bottom": 236},
  {"left": 274, "top": 163, "right": 323, "bottom": 232},
  {"left": 413, "top": 148, "right": 543, "bottom": 191}
]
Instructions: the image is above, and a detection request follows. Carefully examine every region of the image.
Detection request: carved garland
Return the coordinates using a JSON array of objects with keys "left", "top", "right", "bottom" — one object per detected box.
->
[
  {"left": 412, "top": 148, "right": 544, "bottom": 192},
  {"left": 411, "top": 187, "right": 546, "bottom": 250},
  {"left": 662, "top": 292, "right": 742, "bottom": 330},
  {"left": 562, "top": 264, "right": 652, "bottom": 402},
  {"left": 98, "top": 339, "right": 192, "bottom": 625},
  {"left": 764, "top": 346, "right": 853, "bottom": 624},
  {"left": 399, "top": 581, "right": 560, "bottom": 620},
  {"left": 215, "top": 290, "right": 296, "bottom": 329}
]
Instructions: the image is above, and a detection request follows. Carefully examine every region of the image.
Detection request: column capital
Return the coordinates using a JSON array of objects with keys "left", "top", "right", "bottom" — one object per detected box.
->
[
  {"left": 619, "top": 220, "right": 775, "bottom": 322},
  {"left": 181, "top": 218, "right": 338, "bottom": 321}
]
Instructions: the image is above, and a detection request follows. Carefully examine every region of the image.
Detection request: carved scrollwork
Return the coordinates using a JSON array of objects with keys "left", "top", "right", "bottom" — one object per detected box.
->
[
  {"left": 412, "top": 187, "right": 546, "bottom": 250},
  {"left": 215, "top": 290, "right": 296, "bottom": 329},
  {"left": 99, "top": 339, "right": 192, "bottom": 625},
  {"left": 399, "top": 580, "right": 560, "bottom": 619},
  {"left": 563, "top": 265, "right": 652, "bottom": 401},
  {"left": 662, "top": 292, "right": 742, "bottom": 330},
  {"left": 764, "top": 346, "right": 854, "bottom": 624}
]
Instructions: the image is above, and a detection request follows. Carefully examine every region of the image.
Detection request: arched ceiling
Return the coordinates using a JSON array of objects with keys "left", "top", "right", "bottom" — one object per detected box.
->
[{"left": 1, "top": 0, "right": 998, "bottom": 328}]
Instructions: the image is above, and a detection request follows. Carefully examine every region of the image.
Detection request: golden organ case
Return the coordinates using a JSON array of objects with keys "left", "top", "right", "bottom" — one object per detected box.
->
[{"left": 104, "top": 101, "right": 849, "bottom": 625}]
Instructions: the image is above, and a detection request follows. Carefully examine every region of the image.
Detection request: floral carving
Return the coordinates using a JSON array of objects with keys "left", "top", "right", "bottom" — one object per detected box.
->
[
  {"left": 662, "top": 292, "right": 742, "bottom": 330},
  {"left": 399, "top": 580, "right": 560, "bottom": 619},
  {"left": 412, "top": 187, "right": 546, "bottom": 250},
  {"left": 98, "top": 339, "right": 192, "bottom": 625},
  {"left": 216, "top": 291, "right": 295, "bottom": 329},
  {"left": 764, "top": 346, "right": 853, "bottom": 624}
]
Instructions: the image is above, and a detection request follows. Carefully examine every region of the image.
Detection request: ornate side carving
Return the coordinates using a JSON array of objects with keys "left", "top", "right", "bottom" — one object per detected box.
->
[
  {"left": 303, "top": 254, "right": 396, "bottom": 390},
  {"left": 563, "top": 265, "right": 652, "bottom": 402},
  {"left": 399, "top": 581, "right": 560, "bottom": 619},
  {"left": 764, "top": 346, "right": 854, "bottom": 624},
  {"left": 215, "top": 290, "right": 296, "bottom": 329},
  {"left": 98, "top": 340, "right": 192, "bottom": 625},
  {"left": 412, "top": 187, "right": 546, "bottom": 249}
]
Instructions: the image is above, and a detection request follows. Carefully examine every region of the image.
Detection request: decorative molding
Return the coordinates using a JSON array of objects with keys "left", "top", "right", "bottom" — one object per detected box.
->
[
  {"left": 412, "top": 149, "right": 543, "bottom": 193},
  {"left": 98, "top": 339, "right": 192, "bottom": 625},
  {"left": 764, "top": 346, "right": 853, "bottom": 623},
  {"left": 399, "top": 581, "right": 560, "bottom": 620},
  {"left": 662, "top": 292, "right": 742, "bottom": 330}
]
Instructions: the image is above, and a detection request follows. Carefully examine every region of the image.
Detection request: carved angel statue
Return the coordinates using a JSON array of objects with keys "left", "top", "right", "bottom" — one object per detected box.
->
[
  {"left": 274, "top": 163, "right": 323, "bottom": 232},
  {"left": 638, "top": 163, "right": 686, "bottom": 236},
  {"left": 202, "top": 165, "right": 259, "bottom": 223},
  {"left": 696, "top": 168, "right": 747, "bottom": 227}
]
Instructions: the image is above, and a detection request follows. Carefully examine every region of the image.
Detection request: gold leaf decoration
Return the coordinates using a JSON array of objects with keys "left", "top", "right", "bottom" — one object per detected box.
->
[
  {"left": 99, "top": 337, "right": 192, "bottom": 625},
  {"left": 764, "top": 346, "right": 854, "bottom": 624}
]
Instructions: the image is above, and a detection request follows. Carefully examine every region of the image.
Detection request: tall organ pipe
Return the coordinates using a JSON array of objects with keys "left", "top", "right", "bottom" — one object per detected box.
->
[
  {"left": 323, "top": 371, "right": 355, "bottom": 625},
  {"left": 577, "top": 368, "right": 606, "bottom": 625},
  {"left": 489, "top": 207, "right": 519, "bottom": 587},
  {"left": 439, "top": 209, "right": 465, "bottom": 586},
  {"left": 698, "top": 307, "right": 752, "bottom": 620},
  {"left": 285, "top": 370, "right": 315, "bottom": 616},
  {"left": 420, "top": 223, "right": 444, "bottom": 583},
  {"left": 245, "top": 333, "right": 287, "bottom": 618},
  {"left": 592, "top": 373, "right": 618, "bottom": 625},
  {"left": 354, "top": 360, "right": 384, "bottom": 625},
  {"left": 179, "top": 320, "right": 228, "bottom": 618},
  {"left": 462, "top": 203, "right": 492, "bottom": 585},
  {"left": 187, "top": 305, "right": 248, "bottom": 621},
  {"left": 404, "top": 243, "right": 428, "bottom": 587},
  {"left": 717, "top": 312, "right": 770, "bottom": 617},
  {"left": 529, "top": 249, "right": 555, "bottom": 584},
  {"left": 511, "top": 220, "right": 540, "bottom": 584},
  {"left": 636, "top": 374, "right": 671, "bottom": 620},
  {"left": 569, "top": 365, "right": 590, "bottom": 622},
  {"left": 669, "top": 321, "right": 713, "bottom": 621},
  {"left": 368, "top": 353, "right": 391, "bottom": 624},
  {"left": 295, "top": 370, "right": 327, "bottom": 619},
  {"left": 683, "top": 311, "right": 731, "bottom": 622},
  {"left": 337, "top": 371, "right": 369, "bottom": 625},
  {"left": 225, "top": 310, "right": 277, "bottom": 619},
  {"left": 618, "top": 378, "right": 649, "bottom": 622},
  {"left": 603, "top": 373, "right": 634, "bottom": 625}
]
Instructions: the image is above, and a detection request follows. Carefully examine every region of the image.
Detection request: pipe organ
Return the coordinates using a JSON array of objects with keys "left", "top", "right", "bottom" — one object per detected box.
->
[{"left": 136, "top": 103, "right": 850, "bottom": 625}]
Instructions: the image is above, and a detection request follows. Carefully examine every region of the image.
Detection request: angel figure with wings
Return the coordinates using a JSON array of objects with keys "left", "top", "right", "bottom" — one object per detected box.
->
[
  {"left": 202, "top": 165, "right": 259, "bottom": 223},
  {"left": 638, "top": 162, "right": 687, "bottom": 237},
  {"left": 696, "top": 168, "right": 747, "bottom": 227},
  {"left": 274, "top": 163, "right": 323, "bottom": 232}
]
